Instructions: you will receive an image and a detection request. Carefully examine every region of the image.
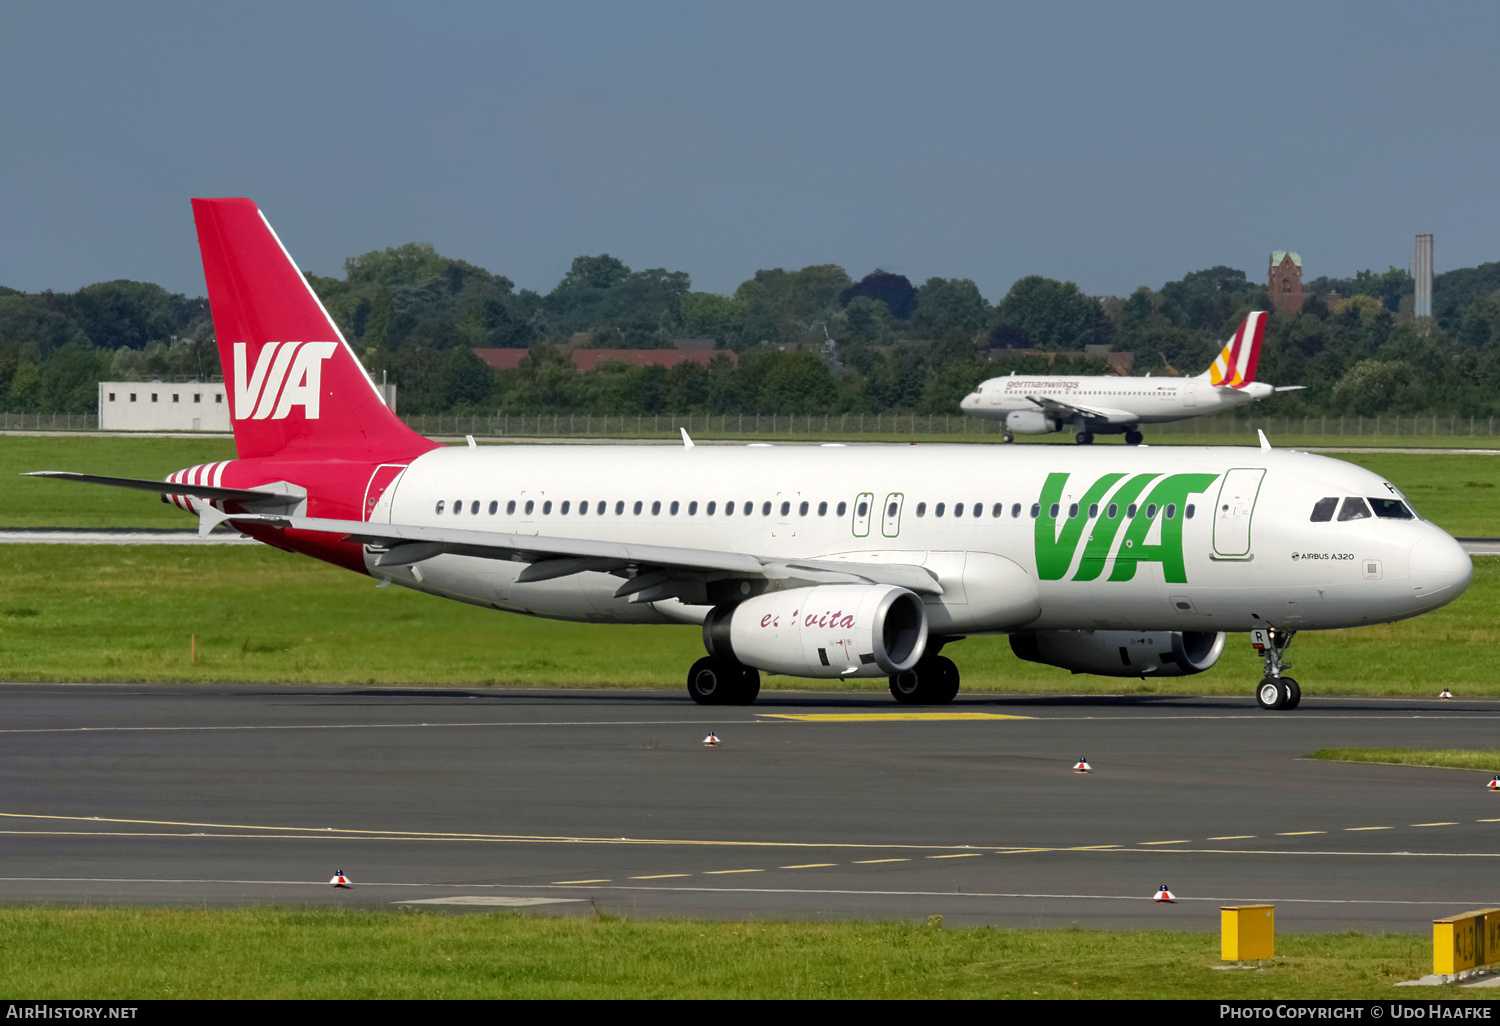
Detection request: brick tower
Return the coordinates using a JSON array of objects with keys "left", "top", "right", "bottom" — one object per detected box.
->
[{"left": 1269, "top": 251, "right": 1304, "bottom": 312}]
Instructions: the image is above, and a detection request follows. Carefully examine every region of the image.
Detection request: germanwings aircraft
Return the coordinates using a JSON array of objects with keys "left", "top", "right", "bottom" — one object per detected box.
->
[
  {"left": 960, "top": 311, "right": 1303, "bottom": 444},
  {"left": 30, "top": 199, "right": 1472, "bottom": 712}
]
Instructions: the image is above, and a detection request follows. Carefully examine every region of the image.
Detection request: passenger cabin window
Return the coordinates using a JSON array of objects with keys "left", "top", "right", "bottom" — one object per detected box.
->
[
  {"left": 615, "top": 501, "right": 624, "bottom": 515},
  {"left": 1067, "top": 503, "right": 1078, "bottom": 519},
  {"left": 1186, "top": 504, "right": 1196, "bottom": 519},
  {"left": 524, "top": 500, "right": 534, "bottom": 514},
  {"left": 489, "top": 501, "right": 499, "bottom": 514},
  {"left": 634, "top": 501, "right": 643, "bottom": 514},
  {"left": 837, "top": 501, "right": 848, "bottom": 516},
  {"left": 954, "top": 503, "right": 965, "bottom": 517},
  {"left": 471, "top": 501, "right": 479, "bottom": 514},
  {"left": 935, "top": 503, "right": 946, "bottom": 517},
  {"left": 542, "top": 500, "right": 552, "bottom": 514},
  {"left": 670, "top": 501, "right": 680, "bottom": 515},
  {"left": 435, "top": 500, "right": 445, "bottom": 514},
  {"left": 596, "top": 501, "right": 606, "bottom": 515},
  {"left": 762, "top": 502, "right": 772, "bottom": 516},
  {"left": 800, "top": 501, "right": 810, "bottom": 516},
  {"left": 1029, "top": 503, "right": 1039, "bottom": 518},
  {"left": 725, "top": 501, "right": 735, "bottom": 516},
  {"left": 453, "top": 498, "right": 463, "bottom": 514},
  {"left": 1337, "top": 497, "right": 1373, "bottom": 522},
  {"left": 1088, "top": 503, "right": 1098, "bottom": 518},
  {"left": 1309, "top": 497, "right": 1338, "bottom": 522},
  {"left": 780, "top": 501, "right": 790, "bottom": 516},
  {"left": 506, "top": 500, "right": 516, "bottom": 514},
  {"left": 706, "top": 501, "right": 716, "bottom": 515},
  {"left": 1012, "top": 503, "right": 1022, "bottom": 518},
  {"left": 1369, "top": 497, "right": 1415, "bottom": 520},
  {"left": 578, "top": 500, "right": 588, "bottom": 515},
  {"left": 561, "top": 501, "right": 571, "bottom": 515},
  {"left": 651, "top": 501, "right": 662, "bottom": 515},
  {"left": 992, "top": 503, "right": 1003, "bottom": 517},
  {"left": 688, "top": 501, "right": 698, "bottom": 515},
  {"left": 818, "top": 501, "right": 827, "bottom": 516},
  {"left": 915, "top": 502, "right": 927, "bottom": 517}
]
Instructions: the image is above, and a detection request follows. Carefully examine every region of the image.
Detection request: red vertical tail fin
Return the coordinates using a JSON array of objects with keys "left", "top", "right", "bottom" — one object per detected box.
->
[{"left": 191, "top": 198, "right": 437, "bottom": 461}]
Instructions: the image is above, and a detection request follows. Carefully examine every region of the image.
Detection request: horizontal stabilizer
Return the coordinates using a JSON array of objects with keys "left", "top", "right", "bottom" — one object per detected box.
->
[{"left": 24, "top": 471, "right": 284, "bottom": 504}]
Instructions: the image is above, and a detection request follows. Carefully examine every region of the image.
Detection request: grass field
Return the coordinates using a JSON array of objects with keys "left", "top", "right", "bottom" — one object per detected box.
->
[
  {"left": 0, "top": 544, "right": 1496, "bottom": 693},
  {"left": 3, "top": 434, "right": 1498, "bottom": 533},
  {"left": 0, "top": 434, "right": 1496, "bottom": 691},
  {"left": 1308, "top": 749, "right": 1500, "bottom": 772},
  {"left": 0, "top": 908, "right": 1457, "bottom": 999}
]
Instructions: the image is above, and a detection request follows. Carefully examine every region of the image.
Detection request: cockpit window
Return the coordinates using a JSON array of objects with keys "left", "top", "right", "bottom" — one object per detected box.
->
[
  {"left": 1336, "top": 497, "right": 1373, "bottom": 522},
  {"left": 1369, "top": 497, "right": 1415, "bottom": 520},
  {"left": 1309, "top": 497, "right": 1338, "bottom": 522}
]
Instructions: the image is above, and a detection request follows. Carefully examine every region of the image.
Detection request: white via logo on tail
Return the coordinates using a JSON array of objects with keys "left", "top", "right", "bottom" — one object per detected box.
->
[{"left": 232, "top": 341, "right": 339, "bottom": 420}]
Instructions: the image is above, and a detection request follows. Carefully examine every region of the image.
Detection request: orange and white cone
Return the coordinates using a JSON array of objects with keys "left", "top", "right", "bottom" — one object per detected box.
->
[
  {"left": 1487, "top": 776, "right": 1500, "bottom": 792},
  {"left": 1073, "top": 758, "right": 1091, "bottom": 773},
  {"left": 1440, "top": 689, "right": 1453, "bottom": 700},
  {"left": 1153, "top": 884, "right": 1176, "bottom": 903},
  {"left": 330, "top": 871, "right": 351, "bottom": 889},
  {"left": 703, "top": 733, "right": 720, "bottom": 747}
]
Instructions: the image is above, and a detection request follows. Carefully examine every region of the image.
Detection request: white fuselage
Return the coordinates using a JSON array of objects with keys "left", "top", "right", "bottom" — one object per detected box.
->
[
  {"left": 361, "top": 443, "right": 1471, "bottom": 637},
  {"left": 960, "top": 373, "right": 1273, "bottom": 430}
]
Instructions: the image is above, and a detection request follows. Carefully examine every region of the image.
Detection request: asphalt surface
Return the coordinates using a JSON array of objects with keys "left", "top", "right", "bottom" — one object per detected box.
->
[{"left": 1, "top": 683, "right": 1497, "bottom": 933}]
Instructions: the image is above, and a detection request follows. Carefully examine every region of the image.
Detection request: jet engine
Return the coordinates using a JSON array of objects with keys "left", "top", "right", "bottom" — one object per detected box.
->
[
  {"left": 703, "top": 584, "right": 928, "bottom": 679},
  {"left": 1009, "top": 629, "right": 1225, "bottom": 677},
  {"left": 1005, "top": 410, "right": 1057, "bottom": 434}
]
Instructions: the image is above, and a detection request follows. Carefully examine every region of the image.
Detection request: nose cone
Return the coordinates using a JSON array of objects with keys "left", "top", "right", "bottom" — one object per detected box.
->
[
  {"left": 961, "top": 391, "right": 980, "bottom": 410},
  {"left": 1409, "top": 532, "right": 1473, "bottom": 610}
]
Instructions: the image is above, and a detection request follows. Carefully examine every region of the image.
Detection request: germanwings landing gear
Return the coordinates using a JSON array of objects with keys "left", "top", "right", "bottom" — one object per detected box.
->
[
  {"left": 889, "top": 654, "right": 960, "bottom": 705},
  {"left": 1074, "top": 431, "right": 1094, "bottom": 445},
  {"left": 1124, "top": 429, "right": 1143, "bottom": 446},
  {"left": 1251, "top": 628, "right": 1300, "bottom": 710},
  {"left": 687, "top": 656, "right": 761, "bottom": 706}
]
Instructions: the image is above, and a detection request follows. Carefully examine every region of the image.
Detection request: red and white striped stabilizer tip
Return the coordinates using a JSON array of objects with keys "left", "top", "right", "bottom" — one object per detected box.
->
[
  {"left": 1440, "top": 689, "right": 1454, "bottom": 700},
  {"left": 330, "top": 871, "right": 351, "bottom": 889},
  {"left": 1073, "top": 758, "right": 1091, "bottom": 773},
  {"left": 1487, "top": 776, "right": 1500, "bottom": 792},
  {"left": 703, "top": 733, "right": 721, "bottom": 747},
  {"left": 1153, "top": 885, "right": 1177, "bottom": 903}
]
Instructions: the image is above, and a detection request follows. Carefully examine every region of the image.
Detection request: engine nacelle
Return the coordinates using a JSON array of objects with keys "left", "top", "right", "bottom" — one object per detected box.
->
[
  {"left": 703, "top": 584, "right": 929, "bottom": 679},
  {"left": 1009, "top": 629, "right": 1225, "bottom": 677},
  {"left": 1005, "top": 410, "right": 1058, "bottom": 434}
]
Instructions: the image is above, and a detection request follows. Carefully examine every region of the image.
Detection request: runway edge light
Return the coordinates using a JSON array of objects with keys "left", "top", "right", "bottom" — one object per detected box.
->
[
  {"left": 1073, "top": 757, "right": 1091, "bottom": 773},
  {"left": 1440, "top": 689, "right": 1453, "bottom": 700},
  {"left": 330, "top": 871, "right": 351, "bottom": 889},
  {"left": 1153, "top": 885, "right": 1176, "bottom": 904},
  {"left": 703, "top": 733, "right": 720, "bottom": 747},
  {"left": 1487, "top": 776, "right": 1500, "bottom": 792}
]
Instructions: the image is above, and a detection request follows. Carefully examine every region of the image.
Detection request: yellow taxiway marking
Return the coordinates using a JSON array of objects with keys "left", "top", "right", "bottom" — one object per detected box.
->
[
  {"left": 629, "top": 874, "right": 689, "bottom": 880},
  {"left": 854, "top": 858, "right": 910, "bottom": 864},
  {"left": 1208, "top": 836, "right": 1256, "bottom": 840},
  {"left": 1276, "top": 831, "right": 1326, "bottom": 836},
  {"left": 780, "top": 864, "right": 837, "bottom": 869},
  {"left": 758, "top": 713, "right": 1034, "bottom": 722},
  {"left": 1478, "top": 819, "right": 1500, "bottom": 823},
  {"left": 704, "top": 869, "right": 763, "bottom": 875},
  {"left": 1413, "top": 822, "right": 1459, "bottom": 827},
  {"left": 927, "top": 853, "right": 984, "bottom": 859},
  {"left": 1346, "top": 826, "right": 1393, "bottom": 831},
  {"left": 1070, "top": 845, "right": 1122, "bottom": 850},
  {"left": 1140, "top": 840, "right": 1190, "bottom": 845},
  {"left": 0, "top": 812, "right": 991, "bottom": 853},
  {"left": 553, "top": 879, "right": 609, "bottom": 884}
]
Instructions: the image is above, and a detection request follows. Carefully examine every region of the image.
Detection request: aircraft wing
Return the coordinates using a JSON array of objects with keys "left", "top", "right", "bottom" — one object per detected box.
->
[
  {"left": 23, "top": 471, "right": 286, "bottom": 504},
  {"left": 1023, "top": 395, "right": 1135, "bottom": 425},
  {"left": 220, "top": 512, "right": 943, "bottom": 600}
]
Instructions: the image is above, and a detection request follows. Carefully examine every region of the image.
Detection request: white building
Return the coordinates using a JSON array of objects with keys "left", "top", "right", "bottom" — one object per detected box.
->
[{"left": 98, "top": 382, "right": 233, "bottom": 431}]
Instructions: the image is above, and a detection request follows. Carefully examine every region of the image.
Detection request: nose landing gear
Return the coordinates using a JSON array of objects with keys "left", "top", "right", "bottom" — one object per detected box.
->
[{"left": 1251, "top": 628, "right": 1300, "bottom": 710}]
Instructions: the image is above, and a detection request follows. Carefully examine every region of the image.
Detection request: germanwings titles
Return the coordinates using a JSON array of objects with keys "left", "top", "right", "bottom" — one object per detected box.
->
[{"left": 29, "top": 199, "right": 1473, "bottom": 712}]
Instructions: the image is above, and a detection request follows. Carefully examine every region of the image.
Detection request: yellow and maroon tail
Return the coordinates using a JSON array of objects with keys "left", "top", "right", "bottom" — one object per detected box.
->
[{"left": 1205, "top": 311, "right": 1267, "bottom": 389}]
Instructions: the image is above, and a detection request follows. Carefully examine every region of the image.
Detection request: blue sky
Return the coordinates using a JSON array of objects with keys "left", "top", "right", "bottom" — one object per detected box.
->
[{"left": 2, "top": 1, "right": 1497, "bottom": 301}]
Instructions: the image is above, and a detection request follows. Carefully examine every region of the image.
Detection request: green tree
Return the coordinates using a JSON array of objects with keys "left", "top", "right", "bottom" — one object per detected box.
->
[
  {"left": 911, "top": 277, "right": 990, "bottom": 339},
  {"left": 993, "top": 276, "right": 1112, "bottom": 350}
]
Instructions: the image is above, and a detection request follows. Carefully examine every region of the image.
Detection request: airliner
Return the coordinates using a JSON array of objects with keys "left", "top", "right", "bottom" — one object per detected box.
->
[
  {"left": 960, "top": 311, "right": 1303, "bottom": 444},
  {"left": 29, "top": 199, "right": 1472, "bottom": 713}
]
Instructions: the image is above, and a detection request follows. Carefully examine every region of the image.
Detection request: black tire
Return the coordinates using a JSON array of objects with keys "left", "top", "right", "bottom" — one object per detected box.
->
[
  {"left": 1002, "top": 432, "right": 1014, "bottom": 444},
  {"left": 889, "top": 667, "right": 925, "bottom": 704},
  {"left": 1281, "top": 677, "right": 1301, "bottom": 710},
  {"left": 1125, "top": 430, "right": 1143, "bottom": 446},
  {"left": 1255, "top": 677, "right": 1287, "bottom": 710},
  {"left": 687, "top": 656, "right": 735, "bottom": 705},
  {"left": 728, "top": 666, "right": 761, "bottom": 706},
  {"left": 932, "top": 655, "right": 960, "bottom": 704},
  {"left": 1075, "top": 431, "right": 1094, "bottom": 445}
]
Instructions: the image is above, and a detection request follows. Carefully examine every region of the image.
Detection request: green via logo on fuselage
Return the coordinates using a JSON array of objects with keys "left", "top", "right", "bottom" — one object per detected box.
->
[{"left": 1034, "top": 472, "right": 1220, "bottom": 584}]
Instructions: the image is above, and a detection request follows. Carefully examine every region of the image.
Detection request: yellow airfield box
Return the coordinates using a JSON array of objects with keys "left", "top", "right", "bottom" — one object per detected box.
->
[
  {"left": 1433, "top": 909, "right": 1500, "bottom": 976},
  {"left": 1222, "top": 905, "right": 1275, "bottom": 961}
]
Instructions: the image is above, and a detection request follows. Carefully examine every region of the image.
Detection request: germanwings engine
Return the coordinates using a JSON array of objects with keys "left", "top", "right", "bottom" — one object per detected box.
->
[
  {"left": 1009, "top": 629, "right": 1225, "bottom": 677},
  {"left": 703, "top": 584, "right": 928, "bottom": 678}
]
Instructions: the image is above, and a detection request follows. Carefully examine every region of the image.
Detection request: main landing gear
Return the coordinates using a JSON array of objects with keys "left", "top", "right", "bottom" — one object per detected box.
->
[
  {"left": 1074, "top": 431, "right": 1094, "bottom": 445},
  {"left": 889, "top": 654, "right": 961, "bottom": 705},
  {"left": 686, "top": 656, "right": 761, "bottom": 706},
  {"left": 1124, "top": 429, "right": 1143, "bottom": 446},
  {"left": 1251, "top": 629, "right": 1301, "bottom": 710}
]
